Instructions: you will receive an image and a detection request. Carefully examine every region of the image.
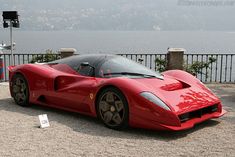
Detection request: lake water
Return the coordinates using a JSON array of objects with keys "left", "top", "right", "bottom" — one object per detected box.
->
[{"left": 0, "top": 30, "right": 235, "bottom": 54}]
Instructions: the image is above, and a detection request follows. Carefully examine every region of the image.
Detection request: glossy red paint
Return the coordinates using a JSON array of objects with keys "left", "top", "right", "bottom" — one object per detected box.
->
[{"left": 9, "top": 63, "right": 226, "bottom": 131}]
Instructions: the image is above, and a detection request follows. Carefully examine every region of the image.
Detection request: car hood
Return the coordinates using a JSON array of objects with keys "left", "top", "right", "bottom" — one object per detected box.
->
[{"left": 132, "top": 76, "right": 220, "bottom": 115}]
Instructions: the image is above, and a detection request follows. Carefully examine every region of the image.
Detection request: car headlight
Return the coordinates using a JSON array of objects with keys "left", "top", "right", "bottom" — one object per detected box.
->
[{"left": 140, "top": 92, "right": 171, "bottom": 111}]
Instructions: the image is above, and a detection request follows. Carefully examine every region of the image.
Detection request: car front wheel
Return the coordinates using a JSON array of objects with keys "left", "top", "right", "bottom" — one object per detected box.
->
[{"left": 97, "top": 87, "right": 129, "bottom": 130}]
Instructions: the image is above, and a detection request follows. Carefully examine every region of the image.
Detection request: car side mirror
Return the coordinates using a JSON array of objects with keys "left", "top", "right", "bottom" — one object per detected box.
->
[{"left": 81, "top": 62, "right": 90, "bottom": 66}]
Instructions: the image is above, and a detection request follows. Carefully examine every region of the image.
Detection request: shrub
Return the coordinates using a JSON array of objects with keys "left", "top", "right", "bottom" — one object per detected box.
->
[
  {"left": 155, "top": 56, "right": 216, "bottom": 76},
  {"left": 155, "top": 58, "right": 167, "bottom": 72},
  {"left": 30, "top": 49, "right": 60, "bottom": 63},
  {"left": 185, "top": 57, "right": 216, "bottom": 76}
]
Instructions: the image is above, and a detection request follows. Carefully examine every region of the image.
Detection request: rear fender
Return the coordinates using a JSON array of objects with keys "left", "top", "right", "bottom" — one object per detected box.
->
[{"left": 8, "top": 65, "right": 16, "bottom": 80}]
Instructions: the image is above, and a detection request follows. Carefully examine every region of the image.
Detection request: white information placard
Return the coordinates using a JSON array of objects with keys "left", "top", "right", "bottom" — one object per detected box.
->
[{"left": 38, "top": 114, "right": 50, "bottom": 128}]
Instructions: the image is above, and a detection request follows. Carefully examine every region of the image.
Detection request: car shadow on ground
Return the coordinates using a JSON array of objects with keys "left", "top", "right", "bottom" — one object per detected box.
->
[{"left": 0, "top": 98, "right": 221, "bottom": 141}]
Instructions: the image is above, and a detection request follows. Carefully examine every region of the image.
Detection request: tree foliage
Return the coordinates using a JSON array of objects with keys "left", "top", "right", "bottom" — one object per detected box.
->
[
  {"left": 155, "top": 58, "right": 167, "bottom": 72},
  {"left": 30, "top": 49, "right": 60, "bottom": 63},
  {"left": 184, "top": 57, "right": 216, "bottom": 76},
  {"left": 155, "top": 56, "right": 216, "bottom": 76}
]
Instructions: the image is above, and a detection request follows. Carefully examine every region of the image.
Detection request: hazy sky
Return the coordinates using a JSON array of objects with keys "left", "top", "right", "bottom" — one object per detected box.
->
[{"left": 0, "top": 0, "right": 235, "bottom": 31}]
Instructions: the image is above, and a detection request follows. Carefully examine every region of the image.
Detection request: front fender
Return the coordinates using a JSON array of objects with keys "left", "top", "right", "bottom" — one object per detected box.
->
[{"left": 162, "top": 70, "right": 200, "bottom": 85}]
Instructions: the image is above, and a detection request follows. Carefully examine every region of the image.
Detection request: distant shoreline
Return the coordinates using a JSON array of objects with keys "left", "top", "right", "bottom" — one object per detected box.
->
[{"left": 0, "top": 30, "right": 235, "bottom": 54}]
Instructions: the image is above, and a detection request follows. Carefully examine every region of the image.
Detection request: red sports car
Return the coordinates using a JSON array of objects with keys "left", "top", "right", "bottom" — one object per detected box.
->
[{"left": 8, "top": 54, "right": 226, "bottom": 131}]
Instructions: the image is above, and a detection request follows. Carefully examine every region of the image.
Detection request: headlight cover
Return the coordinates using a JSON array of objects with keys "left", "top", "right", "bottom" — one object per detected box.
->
[{"left": 140, "top": 92, "right": 171, "bottom": 111}]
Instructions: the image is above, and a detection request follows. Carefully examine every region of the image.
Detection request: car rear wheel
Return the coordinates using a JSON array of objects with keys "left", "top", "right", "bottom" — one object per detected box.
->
[
  {"left": 11, "top": 74, "right": 30, "bottom": 107},
  {"left": 97, "top": 87, "right": 129, "bottom": 130}
]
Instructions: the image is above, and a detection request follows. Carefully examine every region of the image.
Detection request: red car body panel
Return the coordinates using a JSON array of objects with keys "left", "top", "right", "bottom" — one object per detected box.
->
[{"left": 8, "top": 62, "right": 226, "bottom": 131}]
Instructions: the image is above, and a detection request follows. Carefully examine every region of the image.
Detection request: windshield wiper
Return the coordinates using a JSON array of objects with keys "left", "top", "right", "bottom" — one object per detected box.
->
[{"left": 103, "top": 72, "right": 157, "bottom": 78}]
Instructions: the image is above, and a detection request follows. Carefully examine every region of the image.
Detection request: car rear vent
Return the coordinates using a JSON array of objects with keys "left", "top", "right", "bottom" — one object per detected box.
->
[{"left": 179, "top": 104, "right": 218, "bottom": 123}]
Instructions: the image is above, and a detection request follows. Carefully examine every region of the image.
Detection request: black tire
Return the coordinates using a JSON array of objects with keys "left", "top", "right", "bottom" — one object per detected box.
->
[
  {"left": 11, "top": 73, "right": 30, "bottom": 107},
  {"left": 96, "top": 87, "right": 129, "bottom": 130}
]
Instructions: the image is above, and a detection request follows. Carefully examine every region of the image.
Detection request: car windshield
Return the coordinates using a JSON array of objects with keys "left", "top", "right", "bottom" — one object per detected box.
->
[{"left": 98, "top": 56, "right": 163, "bottom": 79}]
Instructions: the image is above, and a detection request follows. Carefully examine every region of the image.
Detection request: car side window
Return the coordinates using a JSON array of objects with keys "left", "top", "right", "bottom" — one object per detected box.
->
[{"left": 77, "top": 64, "right": 94, "bottom": 77}]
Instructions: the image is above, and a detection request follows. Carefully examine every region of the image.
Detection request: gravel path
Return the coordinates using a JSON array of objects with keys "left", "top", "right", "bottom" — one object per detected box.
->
[{"left": 0, "top": 83, "right": 234, "bottom": 157}]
